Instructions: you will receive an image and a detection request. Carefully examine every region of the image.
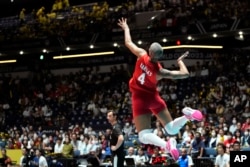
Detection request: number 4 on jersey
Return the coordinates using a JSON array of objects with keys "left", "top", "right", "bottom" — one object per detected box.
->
[{"left": 137, "top": 73, "right": 146, "bottom": 85}]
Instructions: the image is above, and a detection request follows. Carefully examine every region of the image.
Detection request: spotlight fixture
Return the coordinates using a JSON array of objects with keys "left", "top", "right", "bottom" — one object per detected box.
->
[
  {"left": 236, "top": 34, "right": 244, "bottom": 41},
  {"left": 162, "top": 38, "right": 167, "bottom": 43},
  {"left": 66, "top": 47, "right": 70, "bottom": 51},
  {"left": 235, "top": 34, "right": 244, "bottom": 41},
  {"left": 212, "top": 33, "right": 218, "bottom": 38}
]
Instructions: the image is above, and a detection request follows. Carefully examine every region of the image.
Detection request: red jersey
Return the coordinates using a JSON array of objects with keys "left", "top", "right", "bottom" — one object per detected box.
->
[{"left": 129, "top": 54, "right": 162, "bottom": 93}]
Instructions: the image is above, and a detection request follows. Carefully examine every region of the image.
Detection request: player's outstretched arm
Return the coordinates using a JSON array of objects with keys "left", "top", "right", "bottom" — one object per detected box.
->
[
  {"left": 117, "top": 17, "right": 146, "bottom": 58},
  {"left": 158, "top": 51, "right": 190, "bottom": 80},
  {"left": 176, "top": 51, "right": 189, "bottom": 77}
]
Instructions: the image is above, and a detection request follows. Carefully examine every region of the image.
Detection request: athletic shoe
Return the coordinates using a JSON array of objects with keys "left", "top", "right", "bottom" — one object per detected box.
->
[
  {"left": 182, "top": 107, "right": 203, "bottom": 121},
  {"left": 166, "top": 137, "right": 179, "bottom": 161}
]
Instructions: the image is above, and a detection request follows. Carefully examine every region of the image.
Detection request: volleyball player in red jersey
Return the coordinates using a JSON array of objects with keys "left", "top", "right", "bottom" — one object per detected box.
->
[{"left": 118, "top": 18, "right": 203, "bottom": 161}]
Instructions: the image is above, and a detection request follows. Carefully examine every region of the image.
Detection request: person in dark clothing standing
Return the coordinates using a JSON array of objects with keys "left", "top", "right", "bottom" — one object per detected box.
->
[
  {"left": 0, "top": 148, "right": 12, "bottom": 167},
  {"left": 107, "top": 110, "right": 125, "bottom": 167},
  {"left": 20, "top": 148, "right": 30, "bottom": 167}
]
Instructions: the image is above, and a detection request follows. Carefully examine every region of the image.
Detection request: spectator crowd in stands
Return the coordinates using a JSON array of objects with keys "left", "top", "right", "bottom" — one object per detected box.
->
[{"left": 0, "top": 49, "right": 249, "bottom": 166}]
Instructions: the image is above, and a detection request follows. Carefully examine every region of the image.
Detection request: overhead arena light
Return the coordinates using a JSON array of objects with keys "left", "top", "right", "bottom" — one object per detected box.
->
[
  {"left": 0, "top": 59, "right": 17, "bottom": 64},
  {"left": 53, "top": 51, "right": 115, "bottom": 59},
  {"left": 162, "top": 45, "right": 223, "bottom": 50}
]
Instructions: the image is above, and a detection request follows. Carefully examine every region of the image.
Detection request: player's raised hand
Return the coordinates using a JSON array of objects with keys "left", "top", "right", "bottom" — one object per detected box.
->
[
  {"left": 117, "top": 17, "right": 129, "bottom": 30},
  {"left": 177, "top": 51, "right": 189, "bottom": 62}
]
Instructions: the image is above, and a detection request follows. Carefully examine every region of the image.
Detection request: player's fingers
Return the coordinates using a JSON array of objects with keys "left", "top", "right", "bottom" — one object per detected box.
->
[
  {"left": 177, "top": 51, "right": 188, "bottom": 61},
  {"left": 181, "top": 51, "right": 189, "bottom": 58},
  {"left": 183, "top": 52, "right": 188, "bottom": 58}
]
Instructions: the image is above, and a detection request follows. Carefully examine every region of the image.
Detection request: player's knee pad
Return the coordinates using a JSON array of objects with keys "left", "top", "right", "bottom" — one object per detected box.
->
[
  {"left": 138, "top": 129, "right": 152, "bottom": 144},
  {"left": 165, "top": 122, "right": 179, "bottom": 135}
]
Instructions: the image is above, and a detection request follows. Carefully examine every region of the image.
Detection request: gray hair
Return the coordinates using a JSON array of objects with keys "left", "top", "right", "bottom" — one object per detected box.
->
[{"left": 149, "top": 42, "right": 163, "bottom": 58}]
